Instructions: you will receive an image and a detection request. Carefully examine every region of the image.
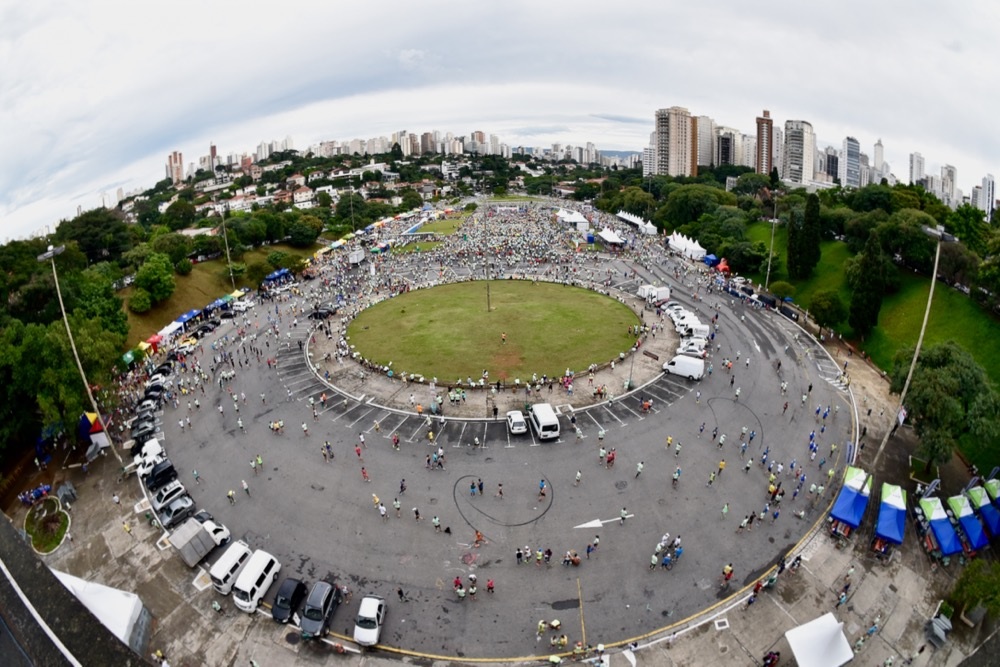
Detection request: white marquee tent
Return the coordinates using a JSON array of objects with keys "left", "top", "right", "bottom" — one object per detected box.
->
[
  {"left": 667, "top": 231, "right": 706, "bottom": 260},
  {"left": 53, "top": 569, "right": 151, "bottom": 654},
  {"left": 597, "top": 228, "right": 625, "bottom": 246},
  {"left": 784, "top": 613, "right": 854, "bottom": 667}
]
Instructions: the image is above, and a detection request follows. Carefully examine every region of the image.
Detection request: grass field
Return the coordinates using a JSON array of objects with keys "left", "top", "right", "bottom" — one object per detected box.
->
[
  {"left": 347, "top": 281, "right": 640, "bottom": 380},
  {"left": 418, "top": 217, "right": 465, "bottom": 235},
  {"left": 393, "top": 241, "right": 443, "bottom": 254},
  {"left": 124, "top": 243, "right": 319, "bottom": 346}
]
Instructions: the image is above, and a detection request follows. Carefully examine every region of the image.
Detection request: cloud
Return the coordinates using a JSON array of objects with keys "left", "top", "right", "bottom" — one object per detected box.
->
[{"left": 1, "top": 1, "right": 997, "bottom": 241}]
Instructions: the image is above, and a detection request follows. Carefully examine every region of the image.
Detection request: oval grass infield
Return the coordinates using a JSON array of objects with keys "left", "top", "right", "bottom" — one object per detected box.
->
[{"left": 347, "top": 280, "right": 641, "bottom": 381}]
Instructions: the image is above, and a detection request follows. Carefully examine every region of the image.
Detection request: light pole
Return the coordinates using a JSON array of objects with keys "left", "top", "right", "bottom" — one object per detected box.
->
[
  {"left": 220, "top": 218, "right": 236, "bottom": 291},
  {"left": 870, "top": 226, "right": 956, "bottom": 469},
  {"left": 37, "top": 245, "right": 122, "bottom": 463}
]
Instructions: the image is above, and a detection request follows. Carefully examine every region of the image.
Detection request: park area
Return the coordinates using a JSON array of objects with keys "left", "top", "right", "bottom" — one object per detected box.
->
[{"left": 346, "top": 280, "right": 640, "bottom": 381}]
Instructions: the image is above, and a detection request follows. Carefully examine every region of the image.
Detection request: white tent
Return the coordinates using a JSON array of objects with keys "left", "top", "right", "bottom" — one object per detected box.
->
[
  {"left": 597, "top": 228, "right": 624, "bottom": 245},
  {"left": 557, "top": 209, "right": 588, "bottom": 225},
  {"left": 641, "top": 221, "right": 658, "bottom": 236},
  {"left": 53, "top": 569, "right": 151, "bottom": 654},
  {"left": 667, "top": 232, "right": 707, "bottom": 260},
  {"left": 784, "top": 613, "right": 854, "bottom": 667},
  {"left": 158, "top": 321, "right": 184, "bottom": 338}
]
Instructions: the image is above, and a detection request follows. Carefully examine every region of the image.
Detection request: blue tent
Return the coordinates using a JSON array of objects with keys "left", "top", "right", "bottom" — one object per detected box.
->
[
  {"left": 264, "top": 268, "right": 290, "bottom": 282},
  {"left": 175, "top": 310, "right": 197, "bottom": 324},
  {"left": 947, "top": 495, "right": 989, "bottom": 551},
  {"left": 875, "top": 483, "right": 907, "bottom": 545},
  {"left": 830, "top": 466, "right": 872, "bottom": 529},
  {"left": 703, "top": 254, "right": 719, "bottom": 266},
  {"left": 966, "top": 487, "right": 1000, "bottom": 537},
  {"left": 919, "top": 497, "right": 963, "bottom": 556}
]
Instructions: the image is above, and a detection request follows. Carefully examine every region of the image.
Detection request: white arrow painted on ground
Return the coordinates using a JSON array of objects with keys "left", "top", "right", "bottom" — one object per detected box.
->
[
  {"left": 754, "top": 339, "right": 761, "bottom": 353},
  {"left": 574, "top": 514, "right": 635, "bottom": 529}
]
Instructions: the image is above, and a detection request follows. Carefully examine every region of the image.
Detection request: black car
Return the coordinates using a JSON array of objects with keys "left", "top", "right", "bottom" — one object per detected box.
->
[
  {"left": 144, "top": 386, "right": 165, "bottom": 401},
  {"left": 272, "top": 578, "right": 308, "bottom": 624},
  {"left": 166, "top": 351, "right": 180, "bottom": 362},
  {"left": 779, "top": 305, "right": 799, "bottom": 321},
  {"left": 133, "top": 409, "right": 157, "bottom": 425},
  {"left": 219, "top": 310, "right": 235, "bottom": 320},
  {"left": 300, "top": 581, "right": 342, "bottom": 637},
  {"left": 308, "top": 308, "right": 334, "bottom": 320},
  {"left": 153, "top": 362, "right": 174, "bottom": 376}
]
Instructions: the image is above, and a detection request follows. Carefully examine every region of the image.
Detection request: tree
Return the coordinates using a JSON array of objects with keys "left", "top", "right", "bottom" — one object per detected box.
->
[
  {"left": 731, "top": 172, "right": 771, "bottom": 197},
  {"left": 133, "top": 253, "right": 176, "bottom": 303},
  {"left": 848, "top": 232, "right": 887, "bottom": 337},
  {"left": 399, "top": 188, "right": 424, "bottom": 211},
  {"left": 175, "top": 258, "right": 193, "bottom": 275},
  {"left": 162, "top": 200, "right": 196, "bottom": 230},
  {"left": 768, "top": 281, "right": 796, "bottom": 301},
  {"left": 266, "top": 251, "right": 288, "bottom": 269},
  {"left": 316, "top": 191, "right": 333, "bottom": 208},
  {"left": 889, "top": 341, "right": 999, "bottom": 468},
  {"left": 809, "top": 290, "right": 847, "bottom": 328},
  {"left": 662, "top": 184, "right": 735, "bottom": 229},
  {"left": 952, "top": 559, "right": 1000, "bottom": 617},
  {"left": 286, "top": 215, "right": 323, "bottom": 247},
  {"left": 73, "top": 267, "right": 128, "bottom": 337},
  {"left": 801, "top": 193, "right": 822, "bottom": 274},
  {"left": 151, "top": 232, "right": 192, "bottom": 265},
  {"left": 54, "top": 209, "right": 132, "bottom": 264},
  {"left": 245, "top": 261, "right": 271, "bottom": 286},
  {"left": 946, "top": 204, "right": 988, "bottom": 256}
]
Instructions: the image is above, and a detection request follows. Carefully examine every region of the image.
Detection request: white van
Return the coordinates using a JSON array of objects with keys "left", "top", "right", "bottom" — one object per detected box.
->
[
  {"left": 232, "top": 549, "right": 281, "bottom": 613},
  {"left": 528, "top": 403, "right": 560, "bottom": 441},
  {"left": 680, "top": 324, "right": 711, "bottom": 339},
  {"left": 662, "top": 355, "right": 705, "bottom": 380},
  {"left": 210, "top": 540, "right": 253, "bottom": 595},
  {"left": 674, "top": 316, "right": 702, "bottom": 333}
]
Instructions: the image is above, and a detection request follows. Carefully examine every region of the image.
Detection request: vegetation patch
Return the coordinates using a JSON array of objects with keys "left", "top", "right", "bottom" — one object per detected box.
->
[
  {"left": 417, "top": 217, "right": 464, "bottom": 235},
  {"left": 347, "top": 281, "right": 639, "bottom": 380},
  {"left": 24, "top": 497, "right": 69, "bottom": 554}
]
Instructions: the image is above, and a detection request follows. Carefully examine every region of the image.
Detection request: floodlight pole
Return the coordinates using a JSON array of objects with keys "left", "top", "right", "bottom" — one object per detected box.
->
[
  {"left": 38, "top": 245, "right": 122, "bottom": 463},
  {"left": 484, "top": 210, "right": 491, "bottom": 312},
  {"left": 764, "top": 200, "right": 780, "bottom": 292},
  {"left": 220, "top": 218, "right": 236, "bottom": 290},
  {"left": 870, "top": 227, "right": 955, "bottom": 469}
]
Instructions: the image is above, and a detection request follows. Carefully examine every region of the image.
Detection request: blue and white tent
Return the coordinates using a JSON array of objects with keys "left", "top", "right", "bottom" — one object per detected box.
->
[
  {"left": 875, "top": 483, "right": 907, "bottom": 545},
  {"left": 948, "top": 495, "right": 989, "bottom": 551},
  {"left": 830, "top": 466, "right": 872, "bottom": 529},
  {"left": 966, "top": 486, "right": 1000, "bottom": 537},
  {"left": 919, "top": 497, "right": 962, "bottom": 556}
]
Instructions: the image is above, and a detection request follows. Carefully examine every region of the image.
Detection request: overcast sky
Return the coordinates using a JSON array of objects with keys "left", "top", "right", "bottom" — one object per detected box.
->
[{"left": 2, "top": 1, "right": 997, "bottom": 241}]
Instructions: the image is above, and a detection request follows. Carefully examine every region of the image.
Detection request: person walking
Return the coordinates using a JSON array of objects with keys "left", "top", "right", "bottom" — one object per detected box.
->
[
  {"left": 707, "top": 471, "right": 716, "bottom": 486},
  {"left": 496, "top": 483, "right": 504, "bottom": 499},
  {"left": 301, "top": 422, "right": 309, "bottom": 436},
  {"left": 538, "top": 479, "right": 547, "bottom": 501},
  {"left": 478, "top": 478, "right": 484, "bottom": 496},
  {"left": 635, "top": 461, "right": 644, "bottom": 479},
  {"left": 242, "top": 480, "right": 250, "bottom": 497},
  {"left": 112, "top": 493, "right": 120, "bottom": 505},
  {"left": 721, "top": 503, "right": 729, "bottom": 519},
  {"left": 227, "top": 490, "right": 236, "bottom": 505},
  {"left": 192, "top": 470, "right": 201, "bottom": 484},
  {"left": 379, "top": 503, "right": 387, "bottom": 521},
  {"left": 574, "top": 470, "right": 582, "bottom": 486},
  {"left": 361, "top": 467, "right": 371, "bottom": 483},
  {"left": 250, "top": 459, "right": 257, "bottom": 476},
  {"left": 619, "top": 507, "right": 628, "bottom": 526},
  {"left": 355, "top": 445, "right": 363, "bottom": 462},
  {"left": 393, "top": 498, "right": 401, "bottom": 518},
  {"left": 718, "top": 460, "right": 726, "bottom": 476}
]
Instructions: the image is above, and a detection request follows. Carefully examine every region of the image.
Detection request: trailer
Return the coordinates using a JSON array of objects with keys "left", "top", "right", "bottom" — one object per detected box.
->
[
  {"left": 348, "top": 249, "right": 365, "bottom": 265},
  {"left": 169, "top": 517, "right": 230, "bottom": 567}
]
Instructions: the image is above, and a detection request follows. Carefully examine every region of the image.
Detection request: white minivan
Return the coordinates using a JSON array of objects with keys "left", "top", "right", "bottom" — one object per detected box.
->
[
  {"left": 528, "top": 403, "right": 560, "bottom": 441},
  {"left": 210, "top": 540, "right": 253, "bottom": 595},
  {"left": 663, "top": 355, "right": 705, "bottom": 380},
  {"left": 232, "top": 549, "right": 281, "bottom": 613}
]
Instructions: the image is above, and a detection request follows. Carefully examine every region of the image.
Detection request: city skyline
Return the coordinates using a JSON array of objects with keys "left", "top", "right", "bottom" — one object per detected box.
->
[{"left": 2, "top": 1, "right": 997, "bottom": 240}]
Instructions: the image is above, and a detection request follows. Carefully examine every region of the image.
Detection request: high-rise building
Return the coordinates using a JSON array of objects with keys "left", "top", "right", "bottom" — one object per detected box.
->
[
  {"left": 739, "top": 134, "right": 756, "bottom": 169},
  {"left": 755, "top": 110, "right": 773, "bottom": 175},
  {"left": 654, "top": 106, "right": 693, "bottom": 177},
  {"left": 982, "top": 174, "right": 995, "bottom": 223},
  {"left": 940, "top": 165, "right": 957, "bottom": 203},
  {"left": 823, "top": 146, "right": 840, "bottom": 180},
  {"left": 166, "top": 151, "right": 184, "bottom": 184},
  {"left": 782, "top": 120, "right": 815, "bottom": 185},
  {"left": 873, "top": 139, "right": 884, "bottom": 174},
  {"left": 773, "top": 127, "right": 783, "bottom": 179},
  {"left": 840, "top": 137, "right": 861, "bottom": 188},
  {"left": 209, "top": 144, "right": 218, "bottom": 170},
  {"left": 971, "top": 185, "right": 983, "bottom": 209},
  {"left": 695, "top": 116, "right": 716, "bottom": 169},
  {"left": 909, "top": 152, "right": 925, "bottom": 185},
  {"left": 715, "top": 127, "right": 737, "bottom": 166}
]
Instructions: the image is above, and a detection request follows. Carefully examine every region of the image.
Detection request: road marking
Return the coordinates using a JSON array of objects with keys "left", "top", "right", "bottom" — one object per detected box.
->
[{"left": 573, "top": 514, "right": 634, "bottom": 529}]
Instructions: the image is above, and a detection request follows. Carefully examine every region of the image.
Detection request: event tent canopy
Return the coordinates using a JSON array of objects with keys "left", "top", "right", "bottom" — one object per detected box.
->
[
  {"left": 966, "top": 486, "right": 1000, "bottom": 537},
  {"left": 985, "top": 478, "right": 1000, "bottom": 504},
  {"left": 597, "top": 228, "right": 624, "bottom": 245},
  {"left": 784, "top": 613, "right": 854, "bottom": 667},
  {"left": 667, "top": 231, "right": 706, "bottom": 260},
  {"left": 919, "top": 497, "right": 963, "bottom": 556},
  {"left": 158, "top": 321, "right": 183, "bottom": 338},
  {"left": 53, "top": 569, "right": 149, "bottom": 654},
  {"left": 947, "top": 495, "right": 989, "bottom": 550},
  {"left": 830, "top": 466, "right": 872, "bottom": 529},
  {"left": 876, "top": 483, "right": 907, "bottom": 545}
]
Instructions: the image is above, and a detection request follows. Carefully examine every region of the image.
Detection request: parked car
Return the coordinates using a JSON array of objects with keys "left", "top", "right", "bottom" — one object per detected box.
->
[
  {"left": 150, "top": 480, "right": 187, "bottom": 512},
  {"left": 130, "top": 420, "right": 157, "bottom": 442},
  {"left": 353, "top": 595, "right": 386, "bottom": 647},
  {"left": 219, "top": 310, "right": 236, "bottom": 320},
  {"left": 506, "top": 410, "right": 527, "bottom": 435},
  {"left": 677, "top": 343, "right": 708, "bottom": 359},
  {"left": 157, "top": 495, "right": 195, "bottom": 529},
  {"left": 271, "top": 578, "right": 308, "bottom": 624},
  {"left": 300, "top": 581, "right": 342, "bottom": 638},
  {"left": 779, "top": 305, "right": 799, "bottom": 321},
  {"left": 153, "top": 362, "right": 174, "bottom": 376},
  {"left": 192, "top": 510, "right": 231, "bottom": 545},
  {"left": 308, "top": 308, "right": 335, "bottom": 320}
]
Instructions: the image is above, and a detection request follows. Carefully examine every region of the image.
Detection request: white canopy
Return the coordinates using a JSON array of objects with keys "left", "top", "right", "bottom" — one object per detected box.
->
[
  {"left": 158, "top": 321, "right": 184, "bottom": 338},
  {"left": 616, "top": 210, "right": 648, "bottom": 229},
  {"left": 53, "top": 569, "right": 147, "bottom": 651},
  {"left": 557, "top": 209, "right": 588, "bottom": 225},
  {"left": 641, "top": 222, "right": 657, "bottom": 235},
  {"left": 785, "top": 613, "right": 854, "bottom": 667},
  {"left": 597, "top": 227, "right": 624, "bottom": 245},
  {"left": 668, "top": 231, "right": 706, "bottom": 260}
]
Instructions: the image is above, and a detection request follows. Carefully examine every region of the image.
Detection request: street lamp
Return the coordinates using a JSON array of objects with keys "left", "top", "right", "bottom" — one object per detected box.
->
[
  {"left": 870, "top": 226, "right": 957, "bottom": 468},
  {"left": 37, "top": 245, "right": 122, "bottom": 463},
  {"left": 764, "top": 201, "right": 782, "bottom": 292}
]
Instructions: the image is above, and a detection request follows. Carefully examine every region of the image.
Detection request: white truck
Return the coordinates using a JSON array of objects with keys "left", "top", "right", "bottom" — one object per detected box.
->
[
  {"left": 348, "top": 248, "right": 366, "bottom": 265},
  {"left": 170, "top": 516, "right": 231, "bottom": 567}
]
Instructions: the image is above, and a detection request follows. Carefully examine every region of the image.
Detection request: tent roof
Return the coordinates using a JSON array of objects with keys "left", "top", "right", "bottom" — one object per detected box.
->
[
  {"left": 830, "top": 467, "right": 871, "bottom": 528},
  {"left": 159, "top": 321, "right": 184, "bottom": 337},
  {"left": 597, "top": 228, "right": 624, "bottom": 245},
  {"left": 785, "top": 613, "right": 853, "bottom": 667},
  {"left": 53, "top": 569, "right": 143, "bottom": 645},
  {"left": 876, "top": 483, "right": 907, "bottom": 544}
]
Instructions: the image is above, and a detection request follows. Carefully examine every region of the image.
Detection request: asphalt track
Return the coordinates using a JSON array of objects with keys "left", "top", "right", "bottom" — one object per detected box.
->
[{"left": 158, "top": 254, "right": 850, "bottom": 659}]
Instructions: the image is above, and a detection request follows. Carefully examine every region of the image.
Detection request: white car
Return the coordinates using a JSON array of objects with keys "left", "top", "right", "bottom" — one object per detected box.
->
[
  {"left": 506, "top": 410, "right": 527, "bottom": 435},
  {"left": 668, "top": 309, "right": 692, "bottom": 324},
  {"left": 677, "top": 344, "right": 708, "bottom": 359},
  {"left": 353, "top": 595, "right": 386, "bottom": 647},
  {"left": 679, "top": 336, "right": 709, "bottom": 350},
  {"left": 151, "top": 480, "right": 188, "bottom": 512}
]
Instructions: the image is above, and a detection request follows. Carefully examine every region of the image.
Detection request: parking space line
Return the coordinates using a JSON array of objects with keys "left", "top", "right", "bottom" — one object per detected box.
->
[
  {"left": 602, "top": 405, "right": 625, "bottom": 426},
  {"left": 348, "top": 406, "right": 376, "bottom": 428}
]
